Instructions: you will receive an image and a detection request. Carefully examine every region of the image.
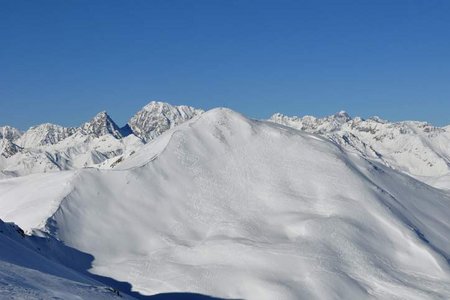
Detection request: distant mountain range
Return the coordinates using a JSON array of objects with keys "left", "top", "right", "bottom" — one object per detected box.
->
[
  {"left": 0, "top": 101, "right": 203, "bottom": 177},
  {"left": 0, "top": 102, "right": 450, "bottom": 299},
  {"left": 1, "top": 101, "right": 449, "bottom": 190}
]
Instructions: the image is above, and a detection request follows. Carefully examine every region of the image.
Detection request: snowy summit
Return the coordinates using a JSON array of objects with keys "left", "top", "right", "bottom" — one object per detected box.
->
[{"left": 0, "top": 101, "right": 449, "bottom": 300}]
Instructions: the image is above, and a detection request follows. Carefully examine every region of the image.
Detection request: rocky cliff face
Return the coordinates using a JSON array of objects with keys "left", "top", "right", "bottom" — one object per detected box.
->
[
  {"left": 81, "top": 111, "right": 123, "bottom": 139},
  {"left": 0, "top": 126, "right": 22, "bottom": 141},
  {"left": 127, "top": 101, "right": 203, "bottom": 142},
  {"left": 16, "top": 123, "right": 77, "bottom": 148}
]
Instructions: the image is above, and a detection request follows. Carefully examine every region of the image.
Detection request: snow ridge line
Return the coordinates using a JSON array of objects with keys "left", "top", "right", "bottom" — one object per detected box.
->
[
  {"left": 38, "top": 171, "right": 81, "bottom": 237},
  {"left": 338, "top": 146, "right": 450, "bottom": 269}
]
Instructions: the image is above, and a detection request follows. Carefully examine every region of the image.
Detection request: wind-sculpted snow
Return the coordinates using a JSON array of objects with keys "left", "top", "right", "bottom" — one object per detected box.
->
[{"left": 1, "top": 108, "right": 449, "bottom": 299}]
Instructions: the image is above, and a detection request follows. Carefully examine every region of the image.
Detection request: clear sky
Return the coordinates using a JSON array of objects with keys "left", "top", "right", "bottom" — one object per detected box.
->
[{"left": 1, "top": 0, "right": 450, "bottom": 129}]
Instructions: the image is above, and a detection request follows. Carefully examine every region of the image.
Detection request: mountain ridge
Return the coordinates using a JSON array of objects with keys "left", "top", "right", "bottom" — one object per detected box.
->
[
  {"left": 0, "top": 101, "right": 201, "bottom": 178},
  {"left": 270, "top": 111, "right": 450, "bottom": 189},
  {"left": 1, "top": 101, "right": 449, "bottom": 191},
  {"left": 1, "top": 107, "right": 449, "bottom": 299}
]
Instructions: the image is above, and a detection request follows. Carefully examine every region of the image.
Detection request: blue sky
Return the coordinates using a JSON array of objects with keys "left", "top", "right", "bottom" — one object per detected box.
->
[{"left": 1, "top": 0, "right": 450, "bottom": 129}]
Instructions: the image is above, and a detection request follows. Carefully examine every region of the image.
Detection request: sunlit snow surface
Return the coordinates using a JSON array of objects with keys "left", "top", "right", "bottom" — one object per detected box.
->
[
  {"left": 1, "top": 109, "right": 450, "bottom": 299},
  {"left": 270, "top": 112, "right": 450, "bottom": 190}
]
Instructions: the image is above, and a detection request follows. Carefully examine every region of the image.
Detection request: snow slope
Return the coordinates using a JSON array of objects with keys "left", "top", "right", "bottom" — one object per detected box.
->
[
  {"left": 2, "top": 100, "right": 449, "bottom": 192},
  {"left": 270, "top": 112, "right": 450, "bottom": 189},
  {"left": 0, "top": 219, "right": 132, "bottom": 299},
  {"left": 1, "top": 108, "right": 449, "bottom": 299},
  {"left": 0, "top": 171, "right": 76, "bottom": 232}
]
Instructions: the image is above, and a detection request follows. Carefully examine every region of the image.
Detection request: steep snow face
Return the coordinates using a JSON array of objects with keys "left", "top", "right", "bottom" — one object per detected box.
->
[
  {"left": 0, "top": 171, "right": 76, "bottom": 232},
  {"left": 2, "top": 109, "right": 449, "bottom": 300},
  {"left": 270, "top": 112, "right": 450, "bottom": 186},
  {"left": 128, "top": 101, "right": 204, "bottom": 142},
  {"left": 0, "top": 219, "right": 133, "bottom": 299},
  {"left": 81, "top": 111, "right": 123, "bottom": 139}
]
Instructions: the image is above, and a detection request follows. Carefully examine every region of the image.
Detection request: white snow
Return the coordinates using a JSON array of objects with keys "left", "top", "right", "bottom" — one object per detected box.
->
[
  {"left": 270, "top": 112, "right": 450, "bottom": 188},
  {"left": 0, "top": 219, "right": 132, "bottom": 299},
  {"left": 1, "top": 107, "right": 449, "bottom": 299},
  {"left": 0, "top": 101, "right": 200, "bottom": 178},
  {"left": 0, "top": 171, "right": 75, "bottom": 232}
]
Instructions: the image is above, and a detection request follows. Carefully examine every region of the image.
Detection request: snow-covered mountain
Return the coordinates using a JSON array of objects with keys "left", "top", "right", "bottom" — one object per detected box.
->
[
  {"left": 270, "top": 111, "right": 450, "bottom": 190},
  {"left": 0, "top": 101, "right": 201, "bottom": 178},
  {"left": 128, "top": 101, "right": 204, "bottom": 142},
  {"left": 1, "top": 108, "right": 450, "bottom": 299},
  {"left": 0, "top": 139, "right": 23, "bottom": 159},
  {"left": 81, "top": 111, "right": 124, "bottom": 139},
  {"left": 0, "top": 126, "right": 22, "bottom": 141},
  {"left": 16, "top": 123, "right": 77, "bottom": 149},
  {"left": 4, "top": 101, "right": 448, "bottom": 190}
]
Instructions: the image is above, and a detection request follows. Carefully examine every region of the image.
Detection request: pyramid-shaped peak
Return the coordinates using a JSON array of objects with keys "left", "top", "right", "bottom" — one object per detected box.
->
[
  {"left": 82, "top": 111, "right": 122, "bottom": 139},
  {"left": 91, "top": 110, "right": 111, "bottom": 120},
  {"left": 1, "top": 139, "right": 23, "bottom": 158}
]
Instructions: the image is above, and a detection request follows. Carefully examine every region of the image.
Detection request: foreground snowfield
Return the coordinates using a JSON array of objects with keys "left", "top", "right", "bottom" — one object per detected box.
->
[
  {"left": 0, "top": 219, "right": 131, "bottom": 299},
  {"left": 1, "top": 108, "right": 450, "bottom": 299}
]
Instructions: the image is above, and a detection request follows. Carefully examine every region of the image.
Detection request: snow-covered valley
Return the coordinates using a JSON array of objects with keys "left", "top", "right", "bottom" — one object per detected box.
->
[{"left": 1, "top": 102, "right": 450, "bottom": 299}]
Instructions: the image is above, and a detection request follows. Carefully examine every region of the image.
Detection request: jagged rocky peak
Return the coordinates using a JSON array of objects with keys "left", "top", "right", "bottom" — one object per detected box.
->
[
  {"left": 332, "top": 110, "right": 351, "bottom": 123},
  {"left": 270, "top": 110, "right": 352, "bottom": 133},
  {"left": 128, "top": 100, "right": 204, "bottom": 142},
  {"left": 17, "top": 123, "right": 77, "bottom": 148},
  {"left": 0, "top": 126, "right": 22, "bottom": 141},
  {"left": 81, "top": 111, "right": 123, "bottom": 139},
  {"left": 0, "top": 139, "right": 22, "bottom": 158}
]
